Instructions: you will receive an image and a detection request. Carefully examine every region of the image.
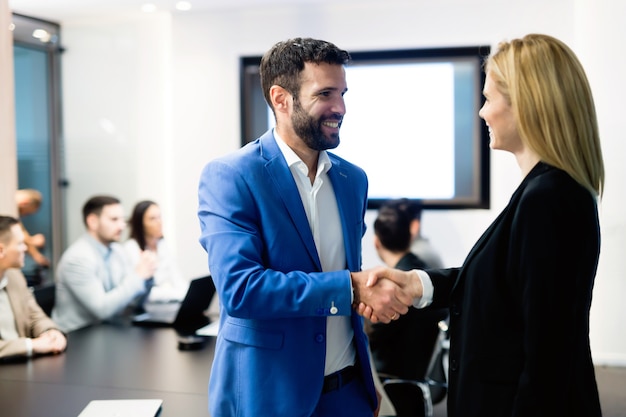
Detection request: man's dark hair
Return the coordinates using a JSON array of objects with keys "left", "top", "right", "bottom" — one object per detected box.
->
[
  {"left": 260, "top": 37, "right": 351, "bottom": 112},
  {"left": 0, "top": 215, "right": 19, "bottom": 243},
  {"left": 374, "top": 203, "right": 412, "bottom": 253},
  {"left": 128, "top": 200, "right": 157, "bottom": 251},
  {"left": 374, "top": 198, "right": 424, "bottom": 252},
  {"left": 393, "top": 197, "right": 423, "bottom": 222},
  {"left": 82, "top": 195, "right": 120, "bottom": 226}
]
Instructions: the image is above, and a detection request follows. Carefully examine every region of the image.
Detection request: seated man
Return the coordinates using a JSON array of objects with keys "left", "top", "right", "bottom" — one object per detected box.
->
[
  {"left": 52, "top": 195, "right": 157, "bottom": 332},
  {"left": 366, "top": 199, "right": 448, "bottom": 381},
  {"left": 403, "top": 198, "right": 445, "bottom": 269},
  {"left": 0, "top": 215, "right": 66, "bottom": 361}
]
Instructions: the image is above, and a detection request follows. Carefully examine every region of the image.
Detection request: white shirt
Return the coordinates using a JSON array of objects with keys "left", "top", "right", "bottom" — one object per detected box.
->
[
  {"left": 0, "top": 275, "right": 19, "bottom": 340},
  {"left": 123, "top": 239, "right": 189, "bottom": 302},
  {"left": 275, "top": 132, "right": 356, "bottom": 376},
  {"left": 413, "top": 270, "right": 434, "bottom": 308}
]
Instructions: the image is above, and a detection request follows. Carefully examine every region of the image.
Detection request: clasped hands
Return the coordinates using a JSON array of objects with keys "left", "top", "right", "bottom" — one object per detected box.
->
[{"left": 351, "top": 267, "right": 422, "bottom": 324}]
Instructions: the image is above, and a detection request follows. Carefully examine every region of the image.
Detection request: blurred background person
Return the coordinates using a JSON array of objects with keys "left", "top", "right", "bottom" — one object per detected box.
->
[
  {"left": 366, "top": 200, "right": 448, "bottom": 409},
  {"left": 0, "top": 215, "right": 66, "bottom": 361},
  {"left": 15, "top": 189, "right": 50, "bottom": 269},
  {"left": 52, "top": 195, "right": 157, "bottom": 332},
  {"left": 404, "top": 199, "right": 444, "bottom": 269},
  {"left": 124, "top": 200, "right": 188, "bottom": 304}
]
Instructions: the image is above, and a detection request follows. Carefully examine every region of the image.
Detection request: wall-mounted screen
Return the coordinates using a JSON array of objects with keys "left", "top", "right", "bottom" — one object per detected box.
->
[{"left": 240, "top": 45, "right": 491, "bottom": 210}]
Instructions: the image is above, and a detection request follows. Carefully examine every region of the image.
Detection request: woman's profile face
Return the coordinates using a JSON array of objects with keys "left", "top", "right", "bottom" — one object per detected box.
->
[
  {"left": 479, "top": 71, "right": 522, "bottom": 154},
  {"left": 143, "top": 204, "right": 163, "bottom": 239}
]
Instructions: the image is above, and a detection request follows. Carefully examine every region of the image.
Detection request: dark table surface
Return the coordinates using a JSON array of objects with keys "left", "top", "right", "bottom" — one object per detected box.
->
[{"left": 0, "top": 323, "right": 215, "bottom": 417}]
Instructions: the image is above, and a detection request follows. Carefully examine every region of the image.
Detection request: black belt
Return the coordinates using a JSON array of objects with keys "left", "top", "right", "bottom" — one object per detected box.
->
[{"left": 322, "top": 365, "right": 358, "bottom": 393}]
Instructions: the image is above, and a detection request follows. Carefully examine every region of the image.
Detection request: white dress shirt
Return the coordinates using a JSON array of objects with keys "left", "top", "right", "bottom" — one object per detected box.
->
[
  {"left": 413, "top": 269, "right": 434, "bottom": 308},
  {"left": 275, "top": 132, "right": 356, "bottom": 376}
]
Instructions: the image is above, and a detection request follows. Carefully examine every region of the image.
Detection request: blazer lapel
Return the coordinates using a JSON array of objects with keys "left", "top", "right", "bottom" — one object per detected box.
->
[
  {"left": 453, "top": 162, "right": 551, "bottom": 293},
  {"left": 260, "top": 133, "right": 322, "bottom": 270},
  {"left": 328, "top": 159, "right": 360, "bottom": 271},
  {"left": 5, "top": 271, "right": 27, "bottom": 337}
]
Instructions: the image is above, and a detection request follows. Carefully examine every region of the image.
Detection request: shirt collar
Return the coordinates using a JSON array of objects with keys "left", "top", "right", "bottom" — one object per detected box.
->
[
  {"left": 274, "top": 129, "right": 332, "bottom": 178},
  {"left": 85, "top": 233, "right": 112, "bottom": 260},
  {"left": 0, "top": 274, "right": 7, "bottom": 290}
]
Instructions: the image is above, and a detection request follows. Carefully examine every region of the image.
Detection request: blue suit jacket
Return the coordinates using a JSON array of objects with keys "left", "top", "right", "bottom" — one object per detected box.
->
[{"left": 198, "top": 131, "right": 376, "bottom": 417}]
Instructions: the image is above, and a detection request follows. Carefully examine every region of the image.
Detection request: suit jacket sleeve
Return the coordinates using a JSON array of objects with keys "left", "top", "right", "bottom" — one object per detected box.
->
[
  {"left": 198, "top": 154, "right": 356, "bottom": 320},
  {"left": 0, "top": 269, "right": 61, "bottom": 360},
  {"left": 57, "top": 239, "right": 146, "bottom": 320}
]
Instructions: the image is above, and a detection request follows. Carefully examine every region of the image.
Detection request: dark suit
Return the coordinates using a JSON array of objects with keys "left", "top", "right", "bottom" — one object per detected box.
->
[{"left": 427, "top": 162, "right": 602, "bottom": 417}]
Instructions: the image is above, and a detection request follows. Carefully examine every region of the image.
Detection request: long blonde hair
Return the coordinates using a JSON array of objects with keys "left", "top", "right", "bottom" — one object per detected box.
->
[{"left": 485, "top": 34, "right": 604, "bottom": 197}]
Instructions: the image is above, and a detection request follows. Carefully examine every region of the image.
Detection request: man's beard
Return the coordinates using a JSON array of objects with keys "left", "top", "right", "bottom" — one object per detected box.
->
[{"left": 291, "top": 99, "right": 341, "bottom": 151}]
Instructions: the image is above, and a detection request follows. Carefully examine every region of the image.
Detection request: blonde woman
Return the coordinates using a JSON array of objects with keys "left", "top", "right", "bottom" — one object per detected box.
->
[{"left": 359, "top": 34, "right": 604, "bottom": 417}]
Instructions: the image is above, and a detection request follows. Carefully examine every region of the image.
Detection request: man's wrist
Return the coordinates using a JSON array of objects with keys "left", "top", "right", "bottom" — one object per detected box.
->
[{"left": 349, "top": 272, "right": 360, "bottom": 305}]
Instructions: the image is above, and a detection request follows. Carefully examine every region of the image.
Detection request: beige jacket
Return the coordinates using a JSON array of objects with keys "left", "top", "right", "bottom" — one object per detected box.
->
[{"left": 0, "top": 269, "right": 61, "bottom": 360}]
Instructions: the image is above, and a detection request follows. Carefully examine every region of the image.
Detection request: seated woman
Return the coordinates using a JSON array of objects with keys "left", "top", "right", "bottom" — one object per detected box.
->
[{"left": 124, "top": 200, "right": 188, "bottom": 303}]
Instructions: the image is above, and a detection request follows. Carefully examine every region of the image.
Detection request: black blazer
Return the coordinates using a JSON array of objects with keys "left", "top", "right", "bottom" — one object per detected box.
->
[{"left": 428, "top": 162, "right": 602, "bottom": 417}]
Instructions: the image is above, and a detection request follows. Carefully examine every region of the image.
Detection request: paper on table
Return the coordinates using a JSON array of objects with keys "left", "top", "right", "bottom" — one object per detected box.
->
[{"left": 77, "top": 399, "right": 163, "bottom": 417}]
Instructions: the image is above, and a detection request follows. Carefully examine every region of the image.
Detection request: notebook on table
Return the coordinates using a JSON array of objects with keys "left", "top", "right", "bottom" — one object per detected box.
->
[
  {"left": 78, "top": 399, "right": 162, "bottom": 417},
  {"left": 132, "top": 275, "right": 215, "bottom": 335}
]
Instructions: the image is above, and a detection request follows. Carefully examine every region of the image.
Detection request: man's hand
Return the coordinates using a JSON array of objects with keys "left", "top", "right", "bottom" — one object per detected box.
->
[
  {"left": 32, "top": 329, "right": 67, "bottom": 355},
  {"left": 352, "top": 266, "right": 412, "bottom": 323},
  {"left": 135, "top": 250, "right": 158, "bottom": 280},
  {"left": 352, "top": 267, "right": 423, "bottom": 323}
]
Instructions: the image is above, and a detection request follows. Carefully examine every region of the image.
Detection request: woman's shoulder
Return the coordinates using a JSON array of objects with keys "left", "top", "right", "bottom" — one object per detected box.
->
[
  {"left": 520, "top": 163, "right": 596, "bottom": 216},
  {"left": 525, "top": 163, "right": 590, "bottom": 199}
]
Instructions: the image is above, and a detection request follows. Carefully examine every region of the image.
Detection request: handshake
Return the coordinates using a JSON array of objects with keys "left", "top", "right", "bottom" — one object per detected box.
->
[{"left": 351, "top": 267, "right": 423, "bottom": 323}]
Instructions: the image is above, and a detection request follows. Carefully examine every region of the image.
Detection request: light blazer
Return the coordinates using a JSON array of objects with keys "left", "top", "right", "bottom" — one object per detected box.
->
[
  {"left": 52, "top": 234, "right": 146, "bottom": 332},
  {"left": 427, "top": 162, "right": 602, "bottom": 417},
  {"left": 0, "top": 269, "right": 61, "bottom": 360},
  {"left": 198, "top": 131, "right": 376, "bottom": 417}
]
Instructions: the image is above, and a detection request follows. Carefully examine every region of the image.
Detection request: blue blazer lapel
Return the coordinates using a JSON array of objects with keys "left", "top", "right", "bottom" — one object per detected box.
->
[
  {"left": 260, "top": 133, "right": 322, "bottom": 270},
  {"left": 327, "top": 158, "right": 360, "bottom": 271}
]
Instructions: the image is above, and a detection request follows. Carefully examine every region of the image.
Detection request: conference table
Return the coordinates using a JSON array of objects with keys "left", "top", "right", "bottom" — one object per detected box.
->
[{"left": 0, "top": 323, "right": 216, "bottom": 416}]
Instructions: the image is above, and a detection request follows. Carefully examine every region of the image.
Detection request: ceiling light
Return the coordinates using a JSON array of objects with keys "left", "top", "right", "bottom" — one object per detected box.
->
[
  {"left": 141, "top": 3, "right": 157, "bottom": 13},
  {"left": 176, "top": 1, "right": 192, "bottom": 11},
  {"left": 32, "top": 29, "right": 52, "bottom": 43}
]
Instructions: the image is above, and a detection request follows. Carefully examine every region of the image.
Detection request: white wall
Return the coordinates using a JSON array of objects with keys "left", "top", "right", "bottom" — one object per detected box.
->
[
  {"left": 0, "top": 0, "right": 18, "bottom": 215},
  {"left": 59, "top": 0, "right": 626, "bottom": 365}
]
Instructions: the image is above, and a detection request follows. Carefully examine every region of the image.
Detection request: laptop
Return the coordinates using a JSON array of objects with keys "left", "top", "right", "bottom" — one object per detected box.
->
[
  {"left": 78, "top": 399, "right": 162, "bottom": 417},
  {"left": 132, "top": 275, "right": 215, "bottom": 335}
]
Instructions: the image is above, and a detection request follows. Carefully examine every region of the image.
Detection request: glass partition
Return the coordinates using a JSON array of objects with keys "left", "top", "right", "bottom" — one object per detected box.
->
[{"left": 12, "top": 13, "right": 64, "bottom": 284}]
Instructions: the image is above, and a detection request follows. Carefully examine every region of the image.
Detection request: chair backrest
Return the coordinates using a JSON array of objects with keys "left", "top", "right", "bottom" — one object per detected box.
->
[
  {"left": 380, "top": 315, "right": 450, "bottom": 417},
  {"left": 32, "top": 282, "right": 55, "bottom": 316}
]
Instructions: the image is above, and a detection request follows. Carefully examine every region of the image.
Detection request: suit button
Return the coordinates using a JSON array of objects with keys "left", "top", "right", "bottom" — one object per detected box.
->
[
  {"left": 315, "top": 333, "right": 325, "bottom": 343},
  {"left": 450, "top": 359, "right": 458, "bottom": 372}
]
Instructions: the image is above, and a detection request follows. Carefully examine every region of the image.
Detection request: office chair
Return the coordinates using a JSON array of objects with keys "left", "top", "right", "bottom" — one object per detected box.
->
[
  {"left": 379, "top": 318, "right": 449, "bottom": 417},
  {"left": 32, "top": 282, "right": 56, "bottom": 317}
]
